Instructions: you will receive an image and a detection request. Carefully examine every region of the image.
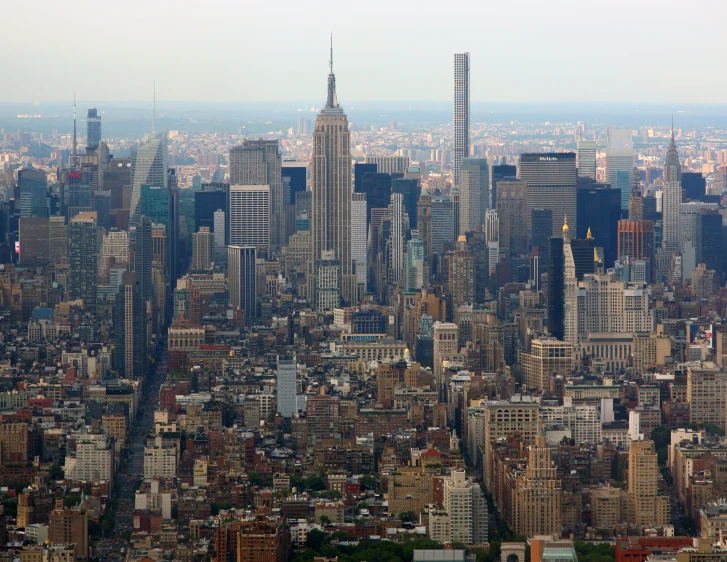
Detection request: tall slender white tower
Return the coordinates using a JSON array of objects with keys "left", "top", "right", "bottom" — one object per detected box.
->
[
  {"left": 311, "top": 39, "right": 355, "bottom": 307},
  {"left": 453, "top": 53, "right": 470, "bottom": 190}
]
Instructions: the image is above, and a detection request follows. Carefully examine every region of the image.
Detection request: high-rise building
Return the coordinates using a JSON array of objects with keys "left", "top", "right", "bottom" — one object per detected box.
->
[
  {"left": 49, "top": 216, "right": 67, "bottom": 265},
  {"left": 17, "top": 168, "right": 48, "bottom": 218},
  {"left": 417, "top": 189, "right": 433, "bottom": 264},
  {"left": 433, "top": 322, "right": 459, "bottom": 400},
  {"left": 496, "top": 179, "right": 528, "bottom": 258},
  {"left": 491, "top": 164, "right": 517, "bottom": 211},
  {"left": 511, "top": 435, "right": 562, "bottom": 536},
  {"left": 547, "top": 237, "right": 565, "bottom": 340},
  {"left": 311, "top": 45, "right": 355, "bottom": 306},
  {"left": 351, "top": 193, "right": 367, "bottom": 293},
  {"left": 404, "top": 232, "right": 428, "bottom": 293},
  {"left": 662, "top": 131, "right": 682, "bottom": 255},
  {"left": 213, "top": 209, "right": 226, "bottom": 262},
  {"left": 276, "top": 355, "right": 297, "bottom": 418},
  {"left": 18, "top": 217, "right": 49, "bottom": 265},
  {"left": 229, "top": 140, "right": 283, "bottom": 246},
  {"left": 195, "top": 186, "right": 228, "bottom": 233},
  {"left": 459, "top": 158, "right": 488, "bottom": 235},
  {"left": 576, "top": 139, "right": 597, "bottom": 179},
  {"left": 453, "top": 52, "right": 470, "bottom": 189},
  {"left": 682, "top": 172, "right": 705, "bottom": 201},
  {"left": 130, "top": 134, "right": 168, "bottom": 226},
  {"left": 228, "top": 245, "right": 256, "bottom": 325},
  {"left": 618, "top": 220, "right": 655, "bottom": 278},
  {"left": 628, "top": 440, "right": 669, "bottom": 527},
  {"left": 576, "top": 182, "right": 621, "bottom": 268},
  {"left": 364, "top": 156, "right": 409, "bottom": 176},
  {"left": 114, "top": 272, "right": 145, "bottom": 379},
  {"left": 192, "top": 227, "right": 214, "bottom": 271},
  {"left": 700, "top": 210, "right": 723, "bottom": 275},
  {"left": 687, "top": 363, "right": 727, "bottom": 429},
  {"left": 390, "top": 193, "right": 406, "bottom": 283},
  {"left": 576, "top": 272, "right": 652, "bottom": 338},
  {"left": 68, "top": 212, "right": 98, "bottom": 313},
  {"left": 86, "top": 108, "right": 102, "bottom": 151},
  {"left": 431, "top": 192, "right": 454, "bottom": 256},
  {"left": 392, "top": 178, "right": 421, "bottom": 230},
  {"left": 134, "top": 215, "right": 153, "bottom": 305},
  {"left": 679, "top": 202, "right": 718, "bottom": 264},
  {"left": 442, "top": 470, "right": 488, "bottom": 545},
  {"left": 531, "top": 208, "right": 553, "bottom": 266},
  {"left": 229, "top": 185, "right": 271, "bottom": 252},
  {"left": 522, "top": 338, "right": 573, "bottom": 390},
  {"left": 354, "top": 162, "right": 377, "bottom": 194},
  {"left": 485, "top": 209, "right": 499, "bottom": 276},
  {"left": 449, "top": 236, "right": 474, "bottom": 309},
  {"left": 606, "top": 128, "right": 635, "bottom": 210},
  {"left": 49, "top": 498, "right": 88, "bottom": 561},
  {"left": 358, "top": 172, "right": 391, "bottom": 226},
  {"left": 521, "top": 153, "right": 577, "bottom": 237}
]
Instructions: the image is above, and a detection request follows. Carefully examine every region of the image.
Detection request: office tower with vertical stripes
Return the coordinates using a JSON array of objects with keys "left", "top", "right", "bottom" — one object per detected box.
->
[
  {"left": 229, "top": 140, "right": 283, "bottom": 246},
  {"left": 459, "top": 158, "right": 488, "bottom": 235},
  {"left": 311, "top": 41, "right": 355, "bottom": 307},
  {"left": 453, "top": 53, "right": 470, "bottom": 189},
  {"left": 606, "top": 128, "right": 635, "bottom": 210},
  {"left": 228, "top": 245, "right": 257, "bottom": 325},
  {"left": 130, "top": 134, "right": 168, "bottom": 226}
]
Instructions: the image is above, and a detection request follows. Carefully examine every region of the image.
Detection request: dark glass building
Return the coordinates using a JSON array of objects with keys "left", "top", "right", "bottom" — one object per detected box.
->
[
  {"left": 531, "top": 208, "right": 553, "bottom": 266},
  {"left": 68, "top": 214, "right": 97, "bottom": 313},
  {"left": 570, "top": 238, "right": 596, "bottom": 280},
  {"left": 682, "top": 172, "right": 706, "bottom": 201},
  {"left": 359, "top": 172, "right": 392, "bottom": 225},
  {"left": 195, "top": 189, "right": 227, "bottom": 232},
  {"left": 547, "top": 237, "right": 565, "bottom": 341},
  {"left": 114, "top": 272, "right": 145, "bottom": 379},
  {"left": 576, "top": 184, "right": 620, "bottom": 268},
  {"left": 282, "top": 165, "right": 306, "bottom": 205},
  {"left": 491, "top": 164, "right": 517, "bottom": 209},
  {"left": 354, "top": 163, "right": 377, "bottom": 194},
  {"left": 700, "top": 211, "right": 723, "bottom": 276},
  {"left": 17, "top": 168, "right": 48, "bottom": 218},
  {"left": 134, "top": 216, "right": 154, "bottom": 305},
  {"left": 392, "top": 178, "right": 421, "bottom": 230}
]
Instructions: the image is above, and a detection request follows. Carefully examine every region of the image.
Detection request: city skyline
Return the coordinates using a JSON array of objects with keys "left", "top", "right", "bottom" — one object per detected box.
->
[{"left": 4, "top": 0, "right": 727, "bottom": 104}]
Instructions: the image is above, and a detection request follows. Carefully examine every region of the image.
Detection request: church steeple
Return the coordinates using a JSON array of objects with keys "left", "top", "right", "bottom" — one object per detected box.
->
[{"left": 324, "top": 35, "right": 340, "bottom": 111}]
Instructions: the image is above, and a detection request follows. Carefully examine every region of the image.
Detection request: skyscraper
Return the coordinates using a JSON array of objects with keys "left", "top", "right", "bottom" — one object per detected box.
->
[
  {"left": 229, "top": 140, "right": 284, "bottom": 246},
  {"left": 547, "top": 237, "right": 565, "bottom": 341},
  {"left": 277, "top": 355, "right": 298, "bottom": 418},
  {"left": 459, "top": 158, "right": 488, "bottom": 235},
  {"left": 449, "top": 236, "right": 474, "bottom": 309},
  {"left": 485, "top": 209, "right": 499, "bottom": 276},
  {"left": 453, "top": 53, "right": 470, "bottom": 189},
  {"left": 496, "top": 178, "right": 528, "bottom": 258},
  {"left": 576, "top": 139, "right": 597, "bottom": 180},
  {"left": 390, "top": 193, "right": 406, "bottom": 283},
  {"left": 618, "top": 220, "right": 655, "bottom": 279},
  {"left": 576, "top": 182, "right": 621, "bottom": 268},
  {"left": 114, "top": 272, "right": 145, "bottom": 379},
  {"left": 68, "top": 212, "right": 98, "bottom": 313},
  {"left": 130, "top": 134, "right": 168, "bottom": 226},
  {"left": 311, "top": 43, "right": 355, "bottom": 307},
  {"left": 86, "top": 109, "right": 102, "bottom": 151},
  {"left": 192, "top": 227, "right": 214, "bottom": 271},
  {"left": 351, "top": 193, "right": 367, "bottom": 294},
  {"left": 521, "top": 153, "right": 577, "bottom": 238},
  {"left": 392, "top": 178, "right": 421, "bottom": 230},
  {"left": 491, "top": 164, "right": 517, "bottom": 211},
  {"left": 228, "top": 245, "right": 257, "bottom": 325},
  {"left": 531, "top": 208, "right": 553, "bottom": 266},
  {"left": 606, "top": 128, "right": 635, "bottom": 210},
  {"left": 213, "top": 209, "right": 226, "bottom": 262},
  {"left": 682, "top": 172, "right": 706, "bottom": 201},
  {"left": 364, "top": 156, "right": 409, "bottom": 176},
  {"left": 417, "top": 189, "right": 433, "bottom": 264},
  {"left": 17, "top": 168, "right": 48, "bottom": 218},
  {"left": 354, "top": 162, "right": 377, "bottom": 194},
  {"left": 194, "top": 187, "right": 227, "bottom": 233},
  {"left": 134, "top": 215, "right": 153, "bottom": 306},
  {"left": 358, "top": 173, "right": 392, "bottom": 226},
  {"left": 229, "top": 185, "right": 271, "bottom": 252}
]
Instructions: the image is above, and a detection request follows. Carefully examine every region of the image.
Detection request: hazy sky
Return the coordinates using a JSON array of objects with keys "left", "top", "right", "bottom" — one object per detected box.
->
[{"left": 4, "top": 0, "right": 726, "bottom": 104}]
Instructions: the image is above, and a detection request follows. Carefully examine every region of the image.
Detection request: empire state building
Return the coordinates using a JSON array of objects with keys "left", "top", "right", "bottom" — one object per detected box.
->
[{"left": 311, "top": 42, "right": 356, "bottom": 308}]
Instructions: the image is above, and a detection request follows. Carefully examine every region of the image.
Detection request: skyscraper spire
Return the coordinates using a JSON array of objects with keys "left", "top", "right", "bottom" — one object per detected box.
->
[
  {"left": 152, "top": 80, "right": 157, "bottom": 135},
  {"left": 671, "top": 113, "right": 674, "bottom": 140},
  {"left": 324, "top": 36, "right": 339, "bottom": 111},
  {"left": 72, "top": 93, "right": 77, "bottom": 156}
]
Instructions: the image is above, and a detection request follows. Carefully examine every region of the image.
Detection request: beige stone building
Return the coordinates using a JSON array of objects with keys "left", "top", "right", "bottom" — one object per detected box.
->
[
  {"left": 522, "top": 338, "right": 573, "bottom": 390},
  {"left": 687, "top": 362, "right": 727, "bottom": 430}
]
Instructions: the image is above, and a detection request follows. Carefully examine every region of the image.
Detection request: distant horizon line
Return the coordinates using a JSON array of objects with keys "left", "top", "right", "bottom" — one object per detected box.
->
[{"left": 1, "top": 99, "right": 726, "bottom": 107}]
